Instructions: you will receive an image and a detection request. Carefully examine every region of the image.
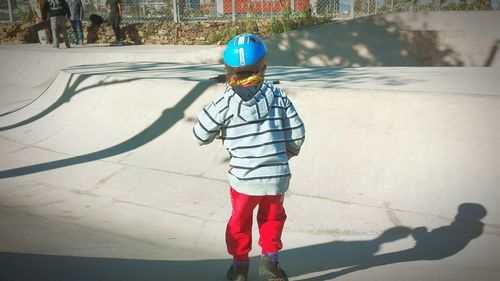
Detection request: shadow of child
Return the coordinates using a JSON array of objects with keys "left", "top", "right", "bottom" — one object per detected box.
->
[
  {"left": 279, "top": 226, "right": 413, "bottom": 279},
  {"left": 316, "top": 203, "right": 486, "bottom": 280}
]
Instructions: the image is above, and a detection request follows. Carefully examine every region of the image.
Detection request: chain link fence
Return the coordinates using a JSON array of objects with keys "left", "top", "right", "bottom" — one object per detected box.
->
[{"left": 2, "top": 0, "right": 500, "bottom": 23}]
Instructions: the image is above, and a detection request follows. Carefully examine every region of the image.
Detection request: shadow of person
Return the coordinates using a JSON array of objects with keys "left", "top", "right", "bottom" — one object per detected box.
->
[
  {"left": 0, "top": 204, "right": 486, "bottom": 281},
  {"left": 0, "top": 226, "right": 412, "bottom": 281},
  {"left": 277, "top": 226, "right": 412, "bottom": 279},
  {"left": 320, "top": 203, "right": 487, "bottom": 280}
]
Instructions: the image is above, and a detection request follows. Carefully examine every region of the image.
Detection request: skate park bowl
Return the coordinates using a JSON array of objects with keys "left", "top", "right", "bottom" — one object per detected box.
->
[
  {"left": 264, "top": 11, "right": 500, "bottom": 67},
  {"left": 0, "top": 11, "right": 499, "bottom": 281}
]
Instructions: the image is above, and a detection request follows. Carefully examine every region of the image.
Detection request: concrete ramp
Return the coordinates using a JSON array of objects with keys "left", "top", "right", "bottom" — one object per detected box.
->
[
  {"left": 265, "top": 11, "right": 500, "bottom": 67},
  {"left": 0, "top": 44, "right": 225, "bottom": 115},
  {"left": 1, "top": 45, "right": 500, "bottom": 280}
]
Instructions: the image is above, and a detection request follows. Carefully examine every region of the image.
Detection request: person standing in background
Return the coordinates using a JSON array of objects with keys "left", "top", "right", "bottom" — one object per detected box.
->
[
  {"left": 42, "top": 0, "right": 71, "bottom": 48},
  {"left": 105, "top": 0, "right": 122, "bottom": 42},
  {"left": 67, "top": 0, "right": 84, "bottom": 45},
  {"left": 29, "top": 0, "right": 49, "bottom": 44}
]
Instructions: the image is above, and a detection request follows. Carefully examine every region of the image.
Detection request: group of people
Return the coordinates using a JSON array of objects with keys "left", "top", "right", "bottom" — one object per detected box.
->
[
  {"left": 40, "top": 0, "right": 84, "bottom": 48},
  {"left": 39, "top": 0, "right": 123, "bottom": 48}
]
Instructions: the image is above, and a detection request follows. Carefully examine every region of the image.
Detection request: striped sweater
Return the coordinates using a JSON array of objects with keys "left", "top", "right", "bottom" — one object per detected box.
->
[{"left": 193, "top": 82, "right": 305, "bottom": 195}]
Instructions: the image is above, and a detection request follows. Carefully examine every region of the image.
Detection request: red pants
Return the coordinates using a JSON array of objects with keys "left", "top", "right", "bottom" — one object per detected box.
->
[{"left": 226, "top": 187, "right": 287, "bottom": 262}]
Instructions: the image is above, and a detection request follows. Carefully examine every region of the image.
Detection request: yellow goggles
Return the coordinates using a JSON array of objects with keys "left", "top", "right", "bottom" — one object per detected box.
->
[{"left": 227, "top": 74, "right": 264, "bottom": 87}]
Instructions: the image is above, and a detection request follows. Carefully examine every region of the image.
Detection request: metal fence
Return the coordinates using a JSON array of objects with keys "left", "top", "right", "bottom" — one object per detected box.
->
[{"left": 1, "top": 0, "right": 499, "bottom": 23}]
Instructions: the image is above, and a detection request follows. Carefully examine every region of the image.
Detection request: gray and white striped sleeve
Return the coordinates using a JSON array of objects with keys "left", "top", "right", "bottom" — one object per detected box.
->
[
  {"left": 282, "top": 97, "right": 305, "bottom": 156},
  {"left": 193, "top": 101, "right": 224, "bottom": 145}
]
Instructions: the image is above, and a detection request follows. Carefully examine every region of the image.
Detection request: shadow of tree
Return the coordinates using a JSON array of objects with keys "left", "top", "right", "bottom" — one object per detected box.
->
[
  {"left": 0, "top": 62, "right": 228, "bottom": 178},
  {"left": 266, "top": 66, "right": 420, "bottom": 88},
  {"left": 265, "top": 13, "right": 464, "bottom": 67},
  {"left": 484, "top": 40, "right": 500, "bottom": 66},
  {"left": 0, "top": 61, "right": 219, "bottom": 130},
  {"left": 0, "top": 74, "right": 139, "bottom": 132},
  {"left": 0, "top": 203, "right": 487, "bottom": 281},
  {"left": 0, "top": 78, "right": 215, "bottom": 179},
  {"left": 0, "top": 61, "right": 420, "bottom": 179}
]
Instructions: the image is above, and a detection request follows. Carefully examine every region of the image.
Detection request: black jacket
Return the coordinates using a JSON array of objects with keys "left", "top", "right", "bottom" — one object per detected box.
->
[{"left": 42, "top": 0, "right": 71, "bottom": 20}]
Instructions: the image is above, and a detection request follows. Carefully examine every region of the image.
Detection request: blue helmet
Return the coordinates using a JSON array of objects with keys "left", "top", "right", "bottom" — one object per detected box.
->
[{"left": 223, "top": 34, "right": 267, "bottom": 73}]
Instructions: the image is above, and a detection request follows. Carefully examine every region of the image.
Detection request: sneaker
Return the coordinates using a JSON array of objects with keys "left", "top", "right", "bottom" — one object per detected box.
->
[
  {"left": 259, "top": 255, "right": 288, "bottom": 281},
  {"left": 226, "top": 264, "right": 249, "bottom": 281}
]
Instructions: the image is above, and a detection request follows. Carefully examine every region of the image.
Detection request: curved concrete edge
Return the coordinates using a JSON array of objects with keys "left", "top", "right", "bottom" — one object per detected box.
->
[
  {"left": 0, "top": 43, "right": 225, "bottom": 94},
  {"left": 0, "top": 45, "right": 225, "bottom": 115}
]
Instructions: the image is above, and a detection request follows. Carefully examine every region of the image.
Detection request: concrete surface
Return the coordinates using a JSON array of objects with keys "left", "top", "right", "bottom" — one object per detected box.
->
[
  {"left": 265, "top": 11, "right": 500, "bottom": 67},
  {"left": 1, "top": 12, "right": 500, "bottom": 281}
]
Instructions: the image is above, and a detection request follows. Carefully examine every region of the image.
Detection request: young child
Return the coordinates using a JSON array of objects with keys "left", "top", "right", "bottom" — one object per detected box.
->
[{"left": 193, "top": 33, "right": 305, "bottom": 281}]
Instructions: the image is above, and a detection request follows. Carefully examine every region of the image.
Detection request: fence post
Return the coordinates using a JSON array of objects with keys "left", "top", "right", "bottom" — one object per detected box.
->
[
  {"left": 261, "top": 0, "right": 263, "bottom": 20},
  {"left": 216, "top": 0, "right": 224, "bottom": 16},
  {"left": 172, "top": 0, "right": 179, "bottom": 22},
  {"left": 232, "top": 0, "right": 236, "bottom": 21},
  {"left": 350, "top": 0, "right": 355, "bottom": 19},
  {"left": 7, "top": 0, "right": 13, "bottom": 22},
  {"left": 291, "top": 0, "right": 294, "bottom": 14}
]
